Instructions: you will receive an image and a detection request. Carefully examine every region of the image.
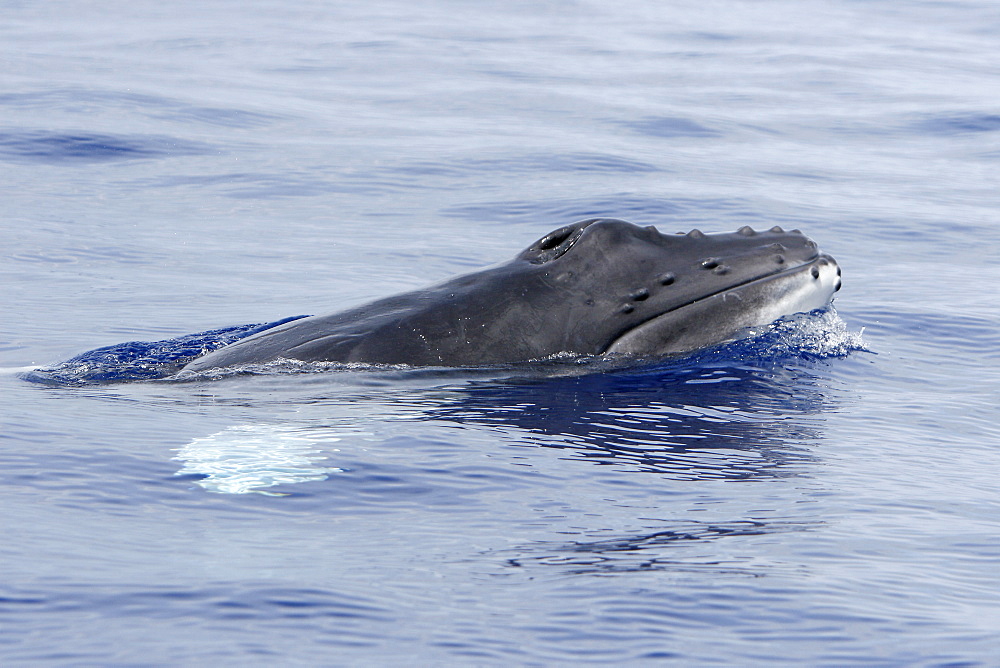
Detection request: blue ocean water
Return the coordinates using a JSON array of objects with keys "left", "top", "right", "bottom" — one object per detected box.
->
[{"left": 3, "top": 0, "right": 1000, "bottom": 664}]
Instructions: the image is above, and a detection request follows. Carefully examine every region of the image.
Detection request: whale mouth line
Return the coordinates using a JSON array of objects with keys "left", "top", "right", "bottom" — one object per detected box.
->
[{"left": 603, "top": 255, "right": 830, "bottom": 353}]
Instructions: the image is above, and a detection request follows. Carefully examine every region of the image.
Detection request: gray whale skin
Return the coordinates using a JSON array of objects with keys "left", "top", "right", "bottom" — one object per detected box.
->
[{"left": 182, "top": 218, "right": 841, "bottom": 372}]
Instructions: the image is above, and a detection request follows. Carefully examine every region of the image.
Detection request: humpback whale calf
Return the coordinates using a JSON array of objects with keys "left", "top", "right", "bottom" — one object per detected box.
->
[{"left": 182, "top": 218, "right": 841, "bottom": 372}]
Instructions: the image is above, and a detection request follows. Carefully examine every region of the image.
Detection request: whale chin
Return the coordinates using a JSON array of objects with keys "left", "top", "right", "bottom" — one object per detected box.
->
[{"left": 605, "top": 254, "right": 840, "bottom": 357}]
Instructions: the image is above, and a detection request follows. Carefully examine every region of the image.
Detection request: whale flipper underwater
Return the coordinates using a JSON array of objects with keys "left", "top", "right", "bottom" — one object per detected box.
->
[{"left": 181, "top": 218, "right": 841, "bottom": 373}]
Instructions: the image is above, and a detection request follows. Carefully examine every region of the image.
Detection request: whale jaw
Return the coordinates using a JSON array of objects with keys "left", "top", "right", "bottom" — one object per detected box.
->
[{"left": 605, "top": 254, "right": 840, "bottom": 357}]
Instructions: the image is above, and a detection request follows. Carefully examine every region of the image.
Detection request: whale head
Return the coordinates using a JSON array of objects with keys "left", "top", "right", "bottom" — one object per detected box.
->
[{"left": 511, "top": 218, "right": 841, "bottom": 359}]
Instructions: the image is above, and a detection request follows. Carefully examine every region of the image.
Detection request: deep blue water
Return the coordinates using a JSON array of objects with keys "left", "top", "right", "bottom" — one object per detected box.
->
[{"left": 4, "top": 0, "right": 1000, "bottom": 664}]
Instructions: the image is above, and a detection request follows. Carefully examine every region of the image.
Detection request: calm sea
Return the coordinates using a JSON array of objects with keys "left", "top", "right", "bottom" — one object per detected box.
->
[{"left": 3, "top": 0, "right": 1000, "bottom": 664}]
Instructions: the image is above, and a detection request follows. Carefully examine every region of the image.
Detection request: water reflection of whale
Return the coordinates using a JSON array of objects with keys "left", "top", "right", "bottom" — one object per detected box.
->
[{"left": 403, "top": 352, "right": 834, "bottom": 482}]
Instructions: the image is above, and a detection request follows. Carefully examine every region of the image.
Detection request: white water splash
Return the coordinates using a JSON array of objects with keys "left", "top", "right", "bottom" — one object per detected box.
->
[
  {"left": 731, "top": 307, "right": 865, "bottom": 362},
  {"left": 174, "top": 424, "right": 360, "bottom": 495},
  {"left": 770, "top": 307, "right": 868, "bottom": 357}
]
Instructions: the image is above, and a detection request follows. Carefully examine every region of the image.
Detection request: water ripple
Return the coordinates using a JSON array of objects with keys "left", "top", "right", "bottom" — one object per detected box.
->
[
  {"left": 390, "top": 152, "right": 664, "bottom": 177},
  {"left": 0, "top": 583, "right": 393, "bottom": 624},
  {"left": 0, "top": 88, "right": 285, "bottom": 129},
  {"left": 622, "top": 116, "right": 722, "bottom": 138},
  {"left": 0, "top": 130, "right": 211, "bottom": 163},
  {"left": 913, "top": 112, "right": 1000, "bottom": 135},
  {"left": 503, "top": 520, "right": 817, "bottom": 574},
  {"left": 442, "top": 195, "right": 741, "bottom": 223}
]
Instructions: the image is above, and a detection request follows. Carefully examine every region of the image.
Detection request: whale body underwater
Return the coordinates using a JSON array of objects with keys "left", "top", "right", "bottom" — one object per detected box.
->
[{"left": 180, "top": 218, "right": 841, "bottom": 373}]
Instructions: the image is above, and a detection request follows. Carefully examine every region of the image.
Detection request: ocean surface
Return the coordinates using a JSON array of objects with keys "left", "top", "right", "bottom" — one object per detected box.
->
[{"left": 3, "top": 0, "right": 1000, "bottom": 664}]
